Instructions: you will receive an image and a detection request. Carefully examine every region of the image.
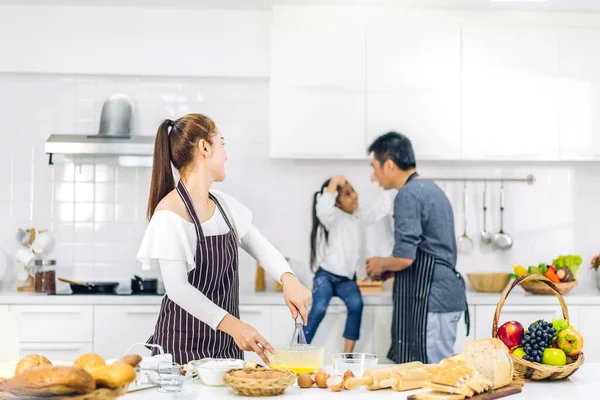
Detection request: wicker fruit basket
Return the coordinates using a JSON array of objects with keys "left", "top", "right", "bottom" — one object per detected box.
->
[
  {"left": 467, "top": 272, "right": 511, "bottom": 293},
  {"left": 492, "top": 274, "right": 584, "bottom": 380},
  {"left": 0, "top": 386, "right": 128, "bottom": 400},
  {"left": 520, "top": 278, "right": 578, "bottom": 295},
  {"left": 223, "top": 367, "right": 296, "bottom": 397}
]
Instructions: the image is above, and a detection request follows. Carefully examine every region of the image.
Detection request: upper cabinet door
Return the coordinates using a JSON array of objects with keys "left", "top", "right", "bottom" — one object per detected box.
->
[
  {"left": 270, "top": 6, "right": 367, "bottom": 159},
  {"left": 461, "top": 26, "right": 560, "bottom": 160},
  {"left": 366, "top": 22, "right": 462, "bottom": 160},
  {"left": 558, "top": 28, "right": 600, "bottom": 160},
  {"left": 271, "top": 6, "right": 366, "bottom": 90}
]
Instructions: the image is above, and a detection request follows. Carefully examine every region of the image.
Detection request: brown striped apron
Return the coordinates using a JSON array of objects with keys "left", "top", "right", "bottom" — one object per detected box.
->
[{"left": 147, "top": 181, "right": 243, "bottom": 364}]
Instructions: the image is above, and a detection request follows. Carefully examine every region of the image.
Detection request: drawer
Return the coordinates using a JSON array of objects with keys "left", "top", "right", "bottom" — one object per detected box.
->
[
  {"left": 9, "top": 305, "right": 93, "bottom": 343},
  {"left": 94, "top": 305, "right": 160, "bottom": 360},
  {"left": 19, "top": 342, "right": 93, "bottom": 362}
]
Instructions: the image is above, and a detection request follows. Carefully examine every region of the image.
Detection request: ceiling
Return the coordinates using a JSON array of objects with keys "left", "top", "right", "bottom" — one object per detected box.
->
[{"left": 1, "top": 0, "right": 600, "bottom": 12}]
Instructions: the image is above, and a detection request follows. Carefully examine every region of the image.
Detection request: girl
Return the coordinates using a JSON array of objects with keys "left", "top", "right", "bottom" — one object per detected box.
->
[
  {"left": 137, "top": 113, "right": 311, "bottom": 365},
  {"left": 303, "top": 175, "right": 394, "bottom": 353}
]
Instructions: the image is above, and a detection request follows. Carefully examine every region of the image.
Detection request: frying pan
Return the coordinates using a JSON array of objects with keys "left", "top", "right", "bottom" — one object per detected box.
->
[{"left": 58, "top": 278, "right": 119, "bottom": 294}]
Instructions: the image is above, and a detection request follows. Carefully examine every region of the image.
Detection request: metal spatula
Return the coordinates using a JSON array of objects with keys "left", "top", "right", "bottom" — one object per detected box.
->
[{"left": 290, "top": 315, "right": 307, "bottom": 347}]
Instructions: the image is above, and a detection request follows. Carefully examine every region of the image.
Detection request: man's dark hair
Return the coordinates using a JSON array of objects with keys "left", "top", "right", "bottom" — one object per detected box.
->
[{"left": 367, "top": 131, "right": 416, "bottom": 171}]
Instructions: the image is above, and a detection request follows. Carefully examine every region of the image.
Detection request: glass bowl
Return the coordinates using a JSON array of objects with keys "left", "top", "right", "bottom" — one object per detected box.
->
[
  {"left": 266, "top": 345, "right": 325, "bottom": 374},
  {"left": 331, "top": 353, "right": 378, "bottom": 377}
]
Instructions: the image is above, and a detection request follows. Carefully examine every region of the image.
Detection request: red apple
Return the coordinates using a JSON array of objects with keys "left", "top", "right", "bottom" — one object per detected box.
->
[{"left": 497, "top": 321, "right": 524, "bottom": 349}]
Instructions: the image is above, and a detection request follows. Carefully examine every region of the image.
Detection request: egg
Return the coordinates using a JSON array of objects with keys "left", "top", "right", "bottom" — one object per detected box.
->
[
  {"left": 326, "top": 375, "right": 344, "bottom": 392},
  {"left": 314, "top": 370, "right": 330, "bottom": 388},
  {"left": 297, "top": 373, "right": 314, "bottom": 388}
]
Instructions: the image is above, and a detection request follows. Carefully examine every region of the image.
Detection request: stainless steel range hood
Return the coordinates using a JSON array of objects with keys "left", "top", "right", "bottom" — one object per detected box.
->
[{"left": 45, "top": 93, "right": 155, "bottom": 165}]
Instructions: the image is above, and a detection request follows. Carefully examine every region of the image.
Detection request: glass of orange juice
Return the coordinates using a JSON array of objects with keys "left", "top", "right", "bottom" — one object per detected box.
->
[{"left": 266, "top": 345, "right": 324, "bottom": 374}]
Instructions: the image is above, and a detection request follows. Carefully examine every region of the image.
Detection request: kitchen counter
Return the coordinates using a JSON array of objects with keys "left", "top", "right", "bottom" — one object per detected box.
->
[
  {"left": 0, "top": 285, "right": 599, "bottom": 305},
  {"left": 123, "top": 363, "right": 600, "bottom": 399}
]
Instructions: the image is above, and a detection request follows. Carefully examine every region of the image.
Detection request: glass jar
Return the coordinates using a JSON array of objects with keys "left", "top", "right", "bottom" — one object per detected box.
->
[{"left": 34, "top": 259, "right": 56, "bottom": 293}]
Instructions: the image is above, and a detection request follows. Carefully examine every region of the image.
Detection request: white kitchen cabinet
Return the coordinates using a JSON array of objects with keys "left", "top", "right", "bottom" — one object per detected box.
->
[
  {"left": 558, "top": 28, "right": 600, "bottom": 160},
  {"left": 366, "top": 23, "right": 462, "bottom": 160},
  {"left": 270, "top": 6, "right": 367, "bottom": 160},
  {"left": 455, "top": 306, "right": 476, "bottom": 354},
  {"left": 271, "top": 6, "right": 365, "bottom": 90},
  {"left": 461, "top": 26, "right": 560, "bottom": 161},
  {"left": 93, "top": 305, "right": 160, "bottom": 360},
  {"left": 475, "top": 305, "right": 579, "bottom": 341},
  {"left": 270, "top": 89, "right": 366, "bottom": 159},
  {"left": 239, "top": 306, "right": 272, "bottom": 364},
  {"left": 270, "top": 306, "right": 296, "bottom": 348},
  {"left": 19, "top": 343, "right": 93, "bottom": 362},
  {"left": 9, "top": 305, "right": 93, "bottom": 343},
  {"left": 372, "top": 306, "right": 393, "bottom": 362},
  {"left": 574, "top": 306, "right": 600, "bottom": 362}
]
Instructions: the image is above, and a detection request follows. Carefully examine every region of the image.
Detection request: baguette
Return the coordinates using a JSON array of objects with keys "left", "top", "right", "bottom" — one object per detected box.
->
[
  {"left": 116, "top": 354, "right": 142, "bottom": 368},
  {"left": 2, "top": 365, "right": 95, "bottom": 396}
]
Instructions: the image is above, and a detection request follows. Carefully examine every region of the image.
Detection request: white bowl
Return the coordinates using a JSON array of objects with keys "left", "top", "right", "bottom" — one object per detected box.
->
[{"left": 189, "top": 358, "right": 244, "bottom": 386}]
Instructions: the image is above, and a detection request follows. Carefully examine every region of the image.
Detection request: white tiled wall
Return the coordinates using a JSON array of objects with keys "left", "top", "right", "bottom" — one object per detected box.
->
[{"left": 0, "top": 73, "right": 599, "bottom": 292}]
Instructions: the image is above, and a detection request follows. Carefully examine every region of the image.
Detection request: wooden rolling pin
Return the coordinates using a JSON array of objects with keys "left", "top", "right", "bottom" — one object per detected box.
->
[
  {"left": 379, "top": 365, "right": 439, "bottom": 392},
  {"left": 344, "top": 362, "right": 424, "bottom": 391}
]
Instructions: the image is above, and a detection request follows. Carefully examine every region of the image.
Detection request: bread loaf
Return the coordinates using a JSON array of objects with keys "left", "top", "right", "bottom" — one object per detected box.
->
[
  {"left": 463, "top": 338, "right": 513, "bottom": 389},
  {"left": 14, "top": 354, "right": 52, "bottom": 376},
  {"left": 89, "top": 363, "right": 137, "bottom": 389},
  {"left": 2, "top": 365, "right": 95, "bottom": 396},
  {"left": 74, "top": 353, "right": 106, "bottom": 372}
]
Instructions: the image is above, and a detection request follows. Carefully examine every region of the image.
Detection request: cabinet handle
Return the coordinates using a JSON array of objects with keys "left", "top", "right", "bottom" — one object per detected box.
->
[
  {"left": 17, "top": 309, "right": 84, "bottom": 315},
  {"left": 20, "top": 344, "right": 85, "bottom": 351},
  {"left": 125, "top": 308, "right": 160, "bottom": 315},
  {"left": 240, "top": 308, "right": 264, "bottom": 315}
]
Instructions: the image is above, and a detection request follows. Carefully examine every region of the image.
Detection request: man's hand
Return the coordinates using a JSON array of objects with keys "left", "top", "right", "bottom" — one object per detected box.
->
[{"left": 366, "top": 256, "right": 384, "bottom": 280}]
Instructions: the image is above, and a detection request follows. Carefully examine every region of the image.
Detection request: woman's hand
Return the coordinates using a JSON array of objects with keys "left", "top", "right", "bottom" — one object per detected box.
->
[
  {"left": 281, "top": 273, "right": 311, "bottom": 325},
  {"left": 218, "top": 314, "right": 274, "bottom": 365}
]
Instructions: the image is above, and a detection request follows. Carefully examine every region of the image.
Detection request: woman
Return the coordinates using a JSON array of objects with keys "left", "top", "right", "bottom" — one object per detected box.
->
[{"left": 137, "top": 114, "right": 311, "bottom": 365}]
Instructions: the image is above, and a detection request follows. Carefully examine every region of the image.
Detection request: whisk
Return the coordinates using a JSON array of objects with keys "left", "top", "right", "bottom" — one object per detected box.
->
[{"left": 290, "top": 315, "right": 307, "bottom": 348}]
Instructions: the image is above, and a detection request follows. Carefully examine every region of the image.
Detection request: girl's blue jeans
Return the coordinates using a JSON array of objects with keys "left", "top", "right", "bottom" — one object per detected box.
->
[{"left": 303, "top": 267, "right": 364, "bottom": 342}]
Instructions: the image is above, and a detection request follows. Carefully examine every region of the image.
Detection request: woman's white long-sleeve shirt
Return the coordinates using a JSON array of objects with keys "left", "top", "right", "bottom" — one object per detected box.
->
[
  {"left": 137, "top": 190, "right": 293, "bottom": 331},
  {"left": 315, "top": 189, "right": 396, "bottom": 279}
]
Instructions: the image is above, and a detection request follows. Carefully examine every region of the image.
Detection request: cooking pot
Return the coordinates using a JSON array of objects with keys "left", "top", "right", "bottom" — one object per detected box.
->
[{"left": 131, "top": 275, "right": 159, "bottom": 294}]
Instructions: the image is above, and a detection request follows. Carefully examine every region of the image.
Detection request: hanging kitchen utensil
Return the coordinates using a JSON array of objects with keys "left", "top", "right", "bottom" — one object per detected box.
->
[
  {"left": 494, "top": 181, "right": 513, "bottom": 250},
  {"left": 480, "top": 181, "right": 493, "bottom": 245},
  {"left": 58, "top": 277, "right": 119, "bottom": 294},
  {"left": 457, "top": 181, "right": 473, "bottom": 253},
  {"left": 290, "top": 315, "right": 307, "bottom": 347}
]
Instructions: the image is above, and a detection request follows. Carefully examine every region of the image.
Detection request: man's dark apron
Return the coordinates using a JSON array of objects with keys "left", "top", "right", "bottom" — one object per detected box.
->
[
  {"left": 387, "top": 172, "right": 470, "bottom": 364},
  {"left": 147, "top": 181, "right": 243, "bottom": 364}
]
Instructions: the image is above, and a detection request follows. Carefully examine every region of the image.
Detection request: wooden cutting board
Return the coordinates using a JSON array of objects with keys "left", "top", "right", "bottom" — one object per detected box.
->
[{"left": 408, "top": 380, "right": 524, "bottom": 400}]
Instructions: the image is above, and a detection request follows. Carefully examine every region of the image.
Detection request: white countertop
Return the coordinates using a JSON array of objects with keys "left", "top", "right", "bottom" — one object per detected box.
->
[
  {"left": 0, "top": 285, "right": 599, "bottom": 306},
  {"left": 123, "top": 363, "right": 600, "bottom": 399}
]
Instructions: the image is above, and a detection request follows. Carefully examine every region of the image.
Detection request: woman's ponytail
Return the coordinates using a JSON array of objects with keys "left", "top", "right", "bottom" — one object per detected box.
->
[{"left": 146, "top": 119, "right": 175, "bottom": 221}]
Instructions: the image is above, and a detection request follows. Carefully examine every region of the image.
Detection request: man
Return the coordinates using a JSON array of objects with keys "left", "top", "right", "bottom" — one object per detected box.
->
[{"left": 365, "top": 132, "right": 468, "bottom": 365}]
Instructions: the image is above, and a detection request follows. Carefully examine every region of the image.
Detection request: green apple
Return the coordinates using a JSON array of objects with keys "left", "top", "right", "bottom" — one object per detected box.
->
[
  {"left": 512, "top": 347, "right": 526, "bottom": 358},
  {"left": 541, "top": 348, "right": 567, "bottom": 366}
]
